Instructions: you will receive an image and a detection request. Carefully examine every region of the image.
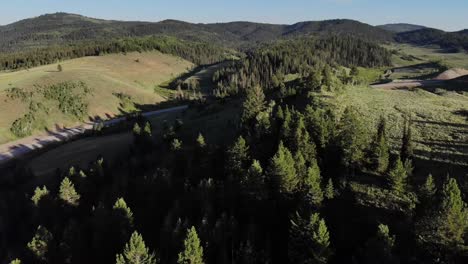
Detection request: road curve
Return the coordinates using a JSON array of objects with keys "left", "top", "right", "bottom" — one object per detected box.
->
[{"left": 0, "top": 105, "right": 188, "bottom": 165}]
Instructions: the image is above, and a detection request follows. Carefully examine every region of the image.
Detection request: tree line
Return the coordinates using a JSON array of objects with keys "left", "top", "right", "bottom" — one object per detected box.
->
[{"left": 0, "top": 36, "right": 231, "bottom": 71}]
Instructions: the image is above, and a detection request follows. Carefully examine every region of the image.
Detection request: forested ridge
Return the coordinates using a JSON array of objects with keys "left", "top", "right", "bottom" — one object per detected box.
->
[
  {"left": 213, "top": 36, "right": 391, "bottom": 97},
  {"left": 1, "top": 33, "right": 466, "bottom": 264},
  {"left": 0, "top": 36, "right": 231, "bottom": 71}
]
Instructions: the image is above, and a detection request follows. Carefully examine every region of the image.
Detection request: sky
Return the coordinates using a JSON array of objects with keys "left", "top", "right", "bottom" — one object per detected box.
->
[{"left": 1, "top": 0, "right": 467, "bottom": 31}]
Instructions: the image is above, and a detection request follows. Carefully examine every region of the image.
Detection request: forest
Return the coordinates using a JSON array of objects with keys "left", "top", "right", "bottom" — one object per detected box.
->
[
  {"left": 1, "top": 33, "right": 466, "bottom": 264},
  {"left": 0, "top": 36, "right": 230, "bottom": 71}
]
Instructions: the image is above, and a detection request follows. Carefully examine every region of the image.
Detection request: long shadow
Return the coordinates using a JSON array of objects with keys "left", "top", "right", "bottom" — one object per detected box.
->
[
  {"left": 453, "top": 109, "right": 468, "bottom": 121},
  {"left": 412, "top": 119, "right": 468, "bottom": 129}
]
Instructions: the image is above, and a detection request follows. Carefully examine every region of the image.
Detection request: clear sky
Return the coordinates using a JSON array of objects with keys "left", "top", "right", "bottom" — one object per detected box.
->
[{"left": 1, "top": 0, "right": 467, "bottom": 31}]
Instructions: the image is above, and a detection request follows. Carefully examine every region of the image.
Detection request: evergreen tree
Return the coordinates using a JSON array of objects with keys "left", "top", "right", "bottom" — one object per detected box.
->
[
  {"left": 178, "top": 226, "right": 204, "bottom": 264},
  {"left": 436, "top": 177, "right": 468, "bottom": 246},
  {"left": 242, "top": 160, "right": 266, "bottom": 200},
  {"left": 241, "top": 85, "right": 266, "bottom": 125},
  {"left": 369, "top": 117, "right": 390, "bottom": 173},
  {"left": 419, "top": 174, "right": 436, "bottom": 207},
  {"left": 116, "top": 231, "right": 157, "bottom": 264},
  {"left": 363, "top": 224, "right": 398, "bottom": 264},
  {"left": 400, "top": 118, "right": 414, "bottom": 162},
  {"left": 31, "top": 186, "right": 49, "bottom": 206},
  {"left": 57, "top": 64, "right": 63, "bottom": 72},
  {"left": 171, "top": 139, "right": 183, "bottom": 151},
  {"left": 27, "top": 225, "right": 53, "bottom": 261},
  {"left": 113, "top": 198, "right": 134, "bottom": 226},
  {"left": 293, "top": 116, "right": 317, "bottom": 163},
  {"left": 337, "top": 107, "right": 367, "bottom": 168},
  {"left": 416, "top": 176, "right": 468, "bottom": 253},
  {"left": 289, "top": 212, "right": 332, "bottom": 264},
  {"left": 304, "top": 161, "right": 324, "bottom": 206},
  {"left": 196, "top": 133, "right": 206, "bottom": 148},
  {"left": 294, "top": 152, "right": 307, "bottom": 180},
  {"left": 324, "top": 178, "right": 335, "bottom": 200},
  {"left": 133, "top": 123, "right": 142, "bottom": 136},
  {"left": 143, "top": 122, "right": 152, "bottom": 137},
  {"left": 59, "top": 177, "right": 80, "bottom": 206},
  {"left": 387, "top": 157, "right": 407, "bottom": 194},
  {"left": 268, "top": 141, "right": 298, "bottom": 194},
  {"left": 226, "top": 136, "right": 249, "bottom": 179},
  {"left": 305, "top": 70, "right": 323, "bottom": 91}
]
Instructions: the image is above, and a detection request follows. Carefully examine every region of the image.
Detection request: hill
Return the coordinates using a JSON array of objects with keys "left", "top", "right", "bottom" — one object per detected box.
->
[
  {"left": 0, "top": 13, "right": 394, "bottom": 51},
  {"left": 396, "top": 28, "right": 468, "bottom": 52},
  {"left": 378, "top": 23, "right": 427, "bottom": 33},
  {"left": 0, "top": 51, "right": 193, "bottom": 144}
]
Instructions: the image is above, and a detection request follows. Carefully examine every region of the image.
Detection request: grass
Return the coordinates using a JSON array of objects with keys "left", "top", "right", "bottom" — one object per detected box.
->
[
  {"left": 387, "top": 43, "right": 468, "bottom": 69},
  {"left": 321, "top": 85, "right": 468, "bottom": 166},
  {"left": 0, "top": 51, "right": 193, "bottom": 144}
]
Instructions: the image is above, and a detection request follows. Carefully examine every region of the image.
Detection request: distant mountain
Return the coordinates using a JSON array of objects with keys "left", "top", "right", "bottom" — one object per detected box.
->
[
  {"left": 0, "top": 13, "right": 393, "bottom": 52},
  {"left": 378, "top": 23, "right": 427, "bottom": 33},
  {"left": 396, "top": 28, "right": 468, "bottom": 52}
]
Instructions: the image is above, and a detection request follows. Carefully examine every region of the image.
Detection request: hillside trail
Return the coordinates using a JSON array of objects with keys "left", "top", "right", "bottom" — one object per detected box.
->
[{"left": 0, "top": 105, "right": 188, "bottom": 165}]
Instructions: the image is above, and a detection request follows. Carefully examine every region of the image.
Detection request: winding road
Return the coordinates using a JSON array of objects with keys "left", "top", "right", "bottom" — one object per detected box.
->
[{"left": 0, "top": 105, "right": 188, "bottom": 165}]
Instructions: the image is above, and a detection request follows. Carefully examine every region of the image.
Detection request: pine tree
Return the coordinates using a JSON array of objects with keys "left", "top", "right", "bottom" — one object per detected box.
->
[
  {"left": 363, "top": 224, "right": 397, "bottom": 264},
  {"left": 337, "top": 107, "right": 367, "bottom": 168},
  {"left": 387, "top": 157, "right": 407, "bottom": 194},
  {"left": 268, "top": 141, "right": 298, "bottom": 194},
  {"left": 324, "top": 178, "right": 335, "bottom": 200},
  {"left": 292, "top": 116, "right": 316, "bottom": 163},
  {"left": 31, "top": 186, "right": 49, "bottom": 206},
  {"left": 113, "top": 198, "right": 134, "bottom": 225},
  {"left": 143, "top": 122, "right": 152, "bottom": 137},
  {"left": 400, "top": 118, "right": 414, "bottom": 162},
  {"left": 226, "top": 136, "right": 249, "bottom": 179},
  {"left": 27, "top": 225, "right": 53, "bottom": 261},
  {"left": 289, "top": 212, "right": 332, "bottom": 264},
  {"left": 419, "top": 174, "right": 436, "bottom": 202},
  {"left": 171, "top": 139, "right": 183, "bottom": 151},
  {"left": 294, "top": 152, "right": 307, "bottom": 180},
  {"left": 416, "top": 176, "right": 468, "bottom": 253},
  {"left": 437, "top": 177, "right": 467, "bottom": 246},
  {"left": 59, "top": 177, "right": 80, "bottom": 206},
  {"left": 369, "top": 117, "right": 390, "bottom": 173},
  {"left": 243, "top": 160, "right": 266, "bottom": 200},
  {"left": 196, "top": 133, "right": 206, "bottom": 148},
  {"left": 57, "top": 64, "right": 63, "bottom": 72},
  {"left": 241, "top": 85, "right": 266, "bottom": 125},
  {"left": 304, "top": 161, "right": 324, "bottom": 206},
  {"left": 116, "top": 231, "right": 156, "bottom": 264},
  {"left": 133, "top": 123, "right": 141, "bottom": 136},
  {"left": 178, "top": 226, "right": 204, "bottom": 264}
]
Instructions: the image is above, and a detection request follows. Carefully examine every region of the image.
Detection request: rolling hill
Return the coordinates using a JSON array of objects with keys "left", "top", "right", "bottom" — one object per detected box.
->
[
  {"left": 0, "top": 13, "right": 394, "bottom": 51},
  {"left": 0, "top": 51, "right": 193, "bottom": 144},
  {"left": 377, "top": 23, "right": 427, "bottom": 33}
]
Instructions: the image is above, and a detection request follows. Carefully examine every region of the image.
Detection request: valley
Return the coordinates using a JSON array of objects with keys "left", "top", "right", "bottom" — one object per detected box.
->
[{"left": 0, "top": 8, "right": 467, "bottom": 264}]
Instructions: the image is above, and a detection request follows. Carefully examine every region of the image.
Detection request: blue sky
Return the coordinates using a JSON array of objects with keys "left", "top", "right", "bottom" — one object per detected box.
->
[{"left": 1, "top": 0, "right": 467, "bottom": 31}]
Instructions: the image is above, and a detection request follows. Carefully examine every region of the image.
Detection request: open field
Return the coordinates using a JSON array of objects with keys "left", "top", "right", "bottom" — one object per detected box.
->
[
  {"left": 323, "top": 85, "right": 468, "bottom": 166},
  {"left": 0, "top": 51, "right": 193, "bottom": 144},
  {"left": 388, "top": 44, "right": 468, "bottom": 69}
]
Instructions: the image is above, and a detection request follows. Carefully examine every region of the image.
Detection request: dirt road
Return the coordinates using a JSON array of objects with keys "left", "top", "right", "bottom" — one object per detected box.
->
[
  {"left": 371, "top": 79, "right": 446, "bottom": 89},
  {"left": 0, "top": 105, "right": 188, "bottom": 165}
]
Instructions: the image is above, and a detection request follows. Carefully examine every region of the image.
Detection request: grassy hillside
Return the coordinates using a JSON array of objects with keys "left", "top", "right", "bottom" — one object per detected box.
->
[
  {"left": 322, "top": 85, "right": 468, "bottom": 166},
  {"left": 0, "top": 51, "right": 193, "bottom": 144}
]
